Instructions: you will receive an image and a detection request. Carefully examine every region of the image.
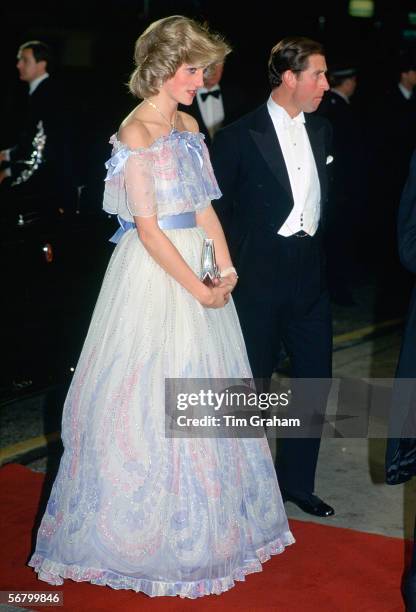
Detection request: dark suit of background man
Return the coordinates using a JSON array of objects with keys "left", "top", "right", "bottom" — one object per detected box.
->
[
  {"left": 0, "top": 40, "right": 77, "bottom": 217},
  {"left": 386, "top": 149, "right": 416, "bottom": 612},
  {"left": 384, "top": 50, "right": 416, "bottom": 195},
  {"left": 317, "top": 64, "right": 362, "bottom": 307},
  {"left": 371, "top": 49, "right": 416, "bottom": 294},
  {"left": 212, "top": 37, "right": 334, "bottom": 517}
]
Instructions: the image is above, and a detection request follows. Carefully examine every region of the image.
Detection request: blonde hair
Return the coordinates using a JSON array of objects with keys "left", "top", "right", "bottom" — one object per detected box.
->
[{"left": 129, "top": 15, "right": 231, "bottom": 99}]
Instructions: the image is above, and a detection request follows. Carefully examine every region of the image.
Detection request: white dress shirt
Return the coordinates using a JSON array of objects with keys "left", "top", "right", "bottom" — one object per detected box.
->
[
  {"left": 29, "top": 72, "right": 49, "bottom": 95},
  {"left": 398, "top": 82, "right": 413, "bottom": 100},
  {"left": 196, "top": 85, "right": 225, "bottom": 139},
  {"left": 267, "top": 96, "right": 321, "bottom": 237}
]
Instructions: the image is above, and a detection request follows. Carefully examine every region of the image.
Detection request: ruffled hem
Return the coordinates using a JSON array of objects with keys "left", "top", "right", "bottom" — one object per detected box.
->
[{"left": 28, "top": 531, "right": 295, "bottom": 599}]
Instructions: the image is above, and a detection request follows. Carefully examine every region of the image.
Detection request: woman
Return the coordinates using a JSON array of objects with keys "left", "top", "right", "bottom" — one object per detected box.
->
[{"left": 29, "top": 16, "right": 294, "bottom": 598}]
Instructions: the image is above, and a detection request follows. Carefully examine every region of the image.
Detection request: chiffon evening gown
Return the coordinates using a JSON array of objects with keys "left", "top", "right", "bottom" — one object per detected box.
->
[{"left": 29, "top": 129, "right": 294, "bottom": 598}]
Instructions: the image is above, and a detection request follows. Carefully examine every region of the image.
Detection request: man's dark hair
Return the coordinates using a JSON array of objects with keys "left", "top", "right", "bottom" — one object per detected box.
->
[
  {"left": 19, "top": 40, "right": 52, "bottom": 70},
  {"left": 397, "top": 49, "right": 416, "bottom": 77},
  {"left": 268, "top": 36, "right": 325, "bottom": 89}
]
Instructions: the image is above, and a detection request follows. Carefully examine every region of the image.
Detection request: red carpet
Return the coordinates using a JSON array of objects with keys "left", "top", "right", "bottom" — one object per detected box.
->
[{"left": 0, "top": 463, "right": 407, "bottom": 611}]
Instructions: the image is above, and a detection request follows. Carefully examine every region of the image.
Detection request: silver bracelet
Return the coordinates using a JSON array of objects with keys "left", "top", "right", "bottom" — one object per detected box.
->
[{"left": 220, "top": 266, "right": 238, "bottom": 278}]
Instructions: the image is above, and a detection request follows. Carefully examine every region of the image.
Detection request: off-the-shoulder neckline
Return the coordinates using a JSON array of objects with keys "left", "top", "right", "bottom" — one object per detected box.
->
[{"left": 111, "top": 129, "right": 205, "bottom": 152}]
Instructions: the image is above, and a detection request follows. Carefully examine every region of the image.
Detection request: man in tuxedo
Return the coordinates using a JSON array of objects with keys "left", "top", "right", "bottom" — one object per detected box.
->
[
  {"left": 394, "top": 50, "right": 416, "bottom": 104},
  {"left": 385, "top": 52, "right": 416, "bottom": 192},
  {"left": 184, "top": 62, "right": 248, "bottom": 148},
  {"left": 193, "top": 62, "right": 225, "bottom": 146},
  {"left": 212, "top": 37, "right": 334, "bottom": 517},
  {"left": 0, "top": 40, "right": 77, "bottom": 217}
]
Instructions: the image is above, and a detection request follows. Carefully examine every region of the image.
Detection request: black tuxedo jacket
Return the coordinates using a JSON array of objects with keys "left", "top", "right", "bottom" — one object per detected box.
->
[
  {"left": 3, "top": 77, "right": 78, "bottom": 212},
  {"left": 211, "top": 103, "right": 332, "bottom": 278},
  {"left": 374, "top": 85, "right": 416, "bottom": 190},
  {"left": 8, "top": 78, "right": 59, "bottom": 174},
  {"left": 317, "top": 91, "right": 362, "bottom": 189}
]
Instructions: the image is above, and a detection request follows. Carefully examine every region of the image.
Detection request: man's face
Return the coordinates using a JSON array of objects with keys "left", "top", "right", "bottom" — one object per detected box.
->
[
  {"left": 344, "top": 75, "right": 357, "bottom": 98},
  {"left": 204, "top": 63, "right": 224, "bottom": 89},
  {"left": 292, "top": 54, "right": 329, "bottom": 113},
  {"left": 16, "top": 48, "right": 46, "bottom": 83},
  {"left": 349, "top": 75, "right": 358, "bottom": 95},
  {"left": 404, "top": 69, "right": 416, "bottom": 89}
]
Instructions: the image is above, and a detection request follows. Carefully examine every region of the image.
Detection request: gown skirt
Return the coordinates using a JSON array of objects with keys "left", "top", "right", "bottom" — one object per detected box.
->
[{"left": 29, "top": 225, "right": 294, "bottom": 598}]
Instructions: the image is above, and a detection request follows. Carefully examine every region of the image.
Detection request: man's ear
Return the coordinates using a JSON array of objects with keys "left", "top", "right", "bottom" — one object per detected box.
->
[
  {"left": 37, "top": 59, "right": 47, "bottom": 73},
  {"left": 282, "top": 69, "right": 297, "bottom": 89}
]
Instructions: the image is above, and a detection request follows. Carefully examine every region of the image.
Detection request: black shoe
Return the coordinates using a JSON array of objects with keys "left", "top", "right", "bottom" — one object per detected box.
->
[{"left": 282, "top": 491, "right": 335, "bottom": 517}]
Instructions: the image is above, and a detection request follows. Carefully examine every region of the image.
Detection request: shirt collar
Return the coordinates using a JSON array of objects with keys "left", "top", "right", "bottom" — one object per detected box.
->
[
  {"left": 331, "top": 88, "right": 350, "bottom": 104},
  {"left": 398, "top": 82, "right": 412, "bottom": 100},
  {"left": 267, "top": 95, "right": 305, "bottom": 128},
  {"left": 29, "top": 73, "right": 49, "bottom": 95}
]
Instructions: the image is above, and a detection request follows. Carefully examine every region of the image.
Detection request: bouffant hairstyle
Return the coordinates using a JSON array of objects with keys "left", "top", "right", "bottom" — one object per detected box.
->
[
  {"left": 268, "top": 36, "right": 325, "bottom": 89},
  {"left": 129, "top": 15, "right": 231, "bottom": 99}
]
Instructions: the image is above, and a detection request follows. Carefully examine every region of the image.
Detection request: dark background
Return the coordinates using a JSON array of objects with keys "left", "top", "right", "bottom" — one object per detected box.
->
[
  {"left": 1, "top": 0, "right": 416, "bottom": 395},
  {"left": 2, "top": 0, "right": 416, "bottom": 138}
]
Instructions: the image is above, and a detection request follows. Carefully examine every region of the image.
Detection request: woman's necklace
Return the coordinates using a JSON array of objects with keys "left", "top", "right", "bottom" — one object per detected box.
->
[{"left": 144, "top": 99, "right": 176, "bottom": 131}]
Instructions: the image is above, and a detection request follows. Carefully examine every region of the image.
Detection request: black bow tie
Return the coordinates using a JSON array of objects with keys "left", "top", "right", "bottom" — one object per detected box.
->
[{"left": 200, "top": 89, "right": 221, "bottom": 102}]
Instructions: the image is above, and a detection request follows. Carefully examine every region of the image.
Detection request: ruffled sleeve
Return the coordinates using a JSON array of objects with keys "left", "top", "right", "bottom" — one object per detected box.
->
[
  {"left": 102, "top": 132, "right": 221, "bottom": 223},
  {"left": 103, "top": 137, "right": 156, "bottom": 221},
  {"left": 124, "top": 153, "right": 156, "bottom": 217},
  {"left": 199, "top": 138, "right": 222, "bottom": 202}
]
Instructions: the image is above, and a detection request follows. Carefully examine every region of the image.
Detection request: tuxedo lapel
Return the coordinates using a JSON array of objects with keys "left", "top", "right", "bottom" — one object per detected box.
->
[
  {"left": 305, "top": 117, "right": 327, "bottom": 204},
  {"left": 249, "top": 105, "right": 293, "bottom": 200}
]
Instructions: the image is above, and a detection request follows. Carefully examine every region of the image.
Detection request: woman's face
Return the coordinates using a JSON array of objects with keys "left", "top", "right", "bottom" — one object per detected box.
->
[{"left": 163, "top": 64, "right": 205, "bottom": 105}]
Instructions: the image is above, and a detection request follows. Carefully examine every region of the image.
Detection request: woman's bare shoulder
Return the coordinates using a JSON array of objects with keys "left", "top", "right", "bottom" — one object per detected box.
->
[
  {"left": 178, "top": 111, "right": 200, "bottom": 134},
  {"left": 117, "top": 119, "right": 151, "bottom": 150}
]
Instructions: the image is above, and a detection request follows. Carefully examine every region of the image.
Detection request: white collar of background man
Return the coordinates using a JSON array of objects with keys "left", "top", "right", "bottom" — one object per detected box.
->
[{"left": 29, "top": 73, "right": 49, "bottom": 95}]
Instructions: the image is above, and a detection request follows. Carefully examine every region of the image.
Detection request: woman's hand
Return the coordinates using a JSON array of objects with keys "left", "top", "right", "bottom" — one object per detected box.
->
[
  {"left": 198, "top": 283, "right": 231, "bottom": 308},
  {"left": 219, "top": 272, "right": 238, "bottom": 292}
]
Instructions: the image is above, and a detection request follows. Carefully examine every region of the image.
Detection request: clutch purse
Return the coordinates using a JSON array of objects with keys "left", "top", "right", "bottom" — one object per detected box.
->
[{"left": 200, "top": 238, "right": 221, "bottom": 287}]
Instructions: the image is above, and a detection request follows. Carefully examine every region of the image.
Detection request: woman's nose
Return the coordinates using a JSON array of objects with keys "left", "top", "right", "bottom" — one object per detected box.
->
[{"left": 195, "top": 69, "right": 204, "bottom": 88}]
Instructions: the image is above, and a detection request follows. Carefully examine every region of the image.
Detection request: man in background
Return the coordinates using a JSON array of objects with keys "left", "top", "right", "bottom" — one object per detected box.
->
[
  {"left": 184, "top": 61, "right": 250, "bottom": 148},
  {"left": 370, "top": 50, "right": 416, "bottom": 302},
  {"left": 0, "top": 40, "right": 77, "bottom": 218},
  {"left": 212, "top": 37, "right": 334, "bottom": 518},
  {"left": 317, "top": 63, "right": 363, "bottom": 306}
]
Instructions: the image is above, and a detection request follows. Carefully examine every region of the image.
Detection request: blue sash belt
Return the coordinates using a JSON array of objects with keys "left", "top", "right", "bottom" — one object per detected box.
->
[{"left": 109, "top": 211, "right": 197, "bottom": 244}]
